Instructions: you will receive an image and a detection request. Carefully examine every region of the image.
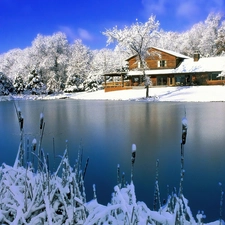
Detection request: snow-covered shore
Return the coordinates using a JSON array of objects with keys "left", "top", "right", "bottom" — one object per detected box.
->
[{"left": 1, "top": 85, "right": 225, "bottom": 102}]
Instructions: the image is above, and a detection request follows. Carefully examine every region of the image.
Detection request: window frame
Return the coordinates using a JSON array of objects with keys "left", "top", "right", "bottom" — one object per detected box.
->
[{"left": 157, "top": 60, "right": 167, "bottom": 68}]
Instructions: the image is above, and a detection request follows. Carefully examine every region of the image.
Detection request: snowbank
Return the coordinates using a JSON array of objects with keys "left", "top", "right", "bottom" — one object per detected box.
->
[
  {"left": 1, "top": 86, "right": 225, "bottom": 102},
  {"left": 67, "top": 86, "right": 225, "bottom": 102}
]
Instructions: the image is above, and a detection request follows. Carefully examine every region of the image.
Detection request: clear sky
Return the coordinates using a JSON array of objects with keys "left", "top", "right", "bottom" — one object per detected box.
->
[{"left": 0, "top": 0, "right": 224, "bottom": 54}]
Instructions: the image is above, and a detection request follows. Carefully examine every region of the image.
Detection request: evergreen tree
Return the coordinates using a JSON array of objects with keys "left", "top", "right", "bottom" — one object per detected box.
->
[
  {"left": 14, "top": 74, "right": 25, "bottom": 94},
  {"left": 0, "top": 72, "right": 14, "bottom": 95},
  {"left": 25, "top": 70, "right": 46, "bottom": 95}
]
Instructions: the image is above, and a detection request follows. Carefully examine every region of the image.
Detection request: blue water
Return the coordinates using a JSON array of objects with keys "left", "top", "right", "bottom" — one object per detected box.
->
[{"left": 0, "top": 100, "right": 225, "bottom": 222}]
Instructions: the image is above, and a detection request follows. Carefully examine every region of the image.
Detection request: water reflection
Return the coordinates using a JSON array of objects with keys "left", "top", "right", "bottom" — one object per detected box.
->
[{"left": 0, "top": 100, "right": 225, "bottom": 222}]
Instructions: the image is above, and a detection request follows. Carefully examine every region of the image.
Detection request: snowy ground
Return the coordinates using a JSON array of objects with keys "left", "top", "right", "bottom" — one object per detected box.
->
[
  {"left": 1, "top": 85, "right": 225, "bottom": 102},
  {"left": 68, "top": 85, "right": 225, "bottom": 102}
]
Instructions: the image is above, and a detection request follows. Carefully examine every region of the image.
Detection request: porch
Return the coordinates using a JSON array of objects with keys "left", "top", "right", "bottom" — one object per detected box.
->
[{"left": 102, "top": 80, "right": 133, "bottom": 92}]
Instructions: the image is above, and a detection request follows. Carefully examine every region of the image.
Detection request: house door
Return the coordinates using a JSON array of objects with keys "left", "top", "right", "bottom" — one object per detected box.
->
[{"left": 157, "top": 76, "right": 167, "bottom": 85}]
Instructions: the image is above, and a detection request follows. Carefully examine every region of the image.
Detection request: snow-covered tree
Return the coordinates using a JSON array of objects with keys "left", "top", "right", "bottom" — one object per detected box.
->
[
  {"left": 46, "top": 72, "right": 63, "bottom": 94},
  {"left": 65, "top": 40, "right": 92, "bottom": 92},
  {"left": 216, "top": 20, "right": 225, "bottom": 55},
  {"left": 14, "top": 74, "right": 25, "bottom": 94},
  {"left": 103, "top": 16, "right": 159, "bottom": 97},
  {"left": 0, "top": 72, "right": 14, "bottom": 95},
  {"left": 30, "top": 32, "right": 70, "bottom": 90},
  {"left": 199, "top": 13, "right": 222, "bottom": 56},
  {"left": 179, "top": 22, "right": 205, "bottom": 56},
  {"left": 151, "top": 13, "right": 224, "bottom": 58},
  {"left": 93, "top": 47, "right": 127, "bottom": 73},
  {"left": 85, "top": 47, "right": 128, "bottom": 92},
  {"left": 25, "top": 69, "right": 46, "bottom": 95},
  {"left": 0, "top": 49, "right": 26, "bottom": 81},
  {"left": 153, "top": 30, "right": 182, "bottom": 53}
]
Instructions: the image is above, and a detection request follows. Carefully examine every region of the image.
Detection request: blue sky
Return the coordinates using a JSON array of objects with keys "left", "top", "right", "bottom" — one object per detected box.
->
[{"left": 0, "top": 0, "right": 224, "bottom": 54}]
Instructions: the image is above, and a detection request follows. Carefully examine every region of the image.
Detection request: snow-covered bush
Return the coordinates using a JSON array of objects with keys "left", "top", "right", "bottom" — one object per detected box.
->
[
  {"left": 25, "top": 70, "right": 46, "bottom": 95},
  {"left": 14, "top": 74, "right": 25, "bottom": 94},
  {"left": 64, "top": 74, "right": 85, "bottom": 92},
  {"left": 0, "top": 72, "right": 14, "bottom": 95},
  {"left": 83, "top": 79, "right": 103, "bottom": 92},
  {"left": 46, "top": 74, "right": 64, "bottom": 94},
  {"left": 83, "top": 73, "right": 104, "bottom": 92}
]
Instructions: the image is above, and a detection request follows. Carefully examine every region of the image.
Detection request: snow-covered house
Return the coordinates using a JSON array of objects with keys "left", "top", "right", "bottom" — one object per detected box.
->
[{"left": 103, "top": 47, "right": 225, "bottom": 90}]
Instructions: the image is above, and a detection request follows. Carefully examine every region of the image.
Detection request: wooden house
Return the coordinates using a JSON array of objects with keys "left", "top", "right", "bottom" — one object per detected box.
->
[{"left": 103, "top": 47, "right": 225, "bottom": 91}]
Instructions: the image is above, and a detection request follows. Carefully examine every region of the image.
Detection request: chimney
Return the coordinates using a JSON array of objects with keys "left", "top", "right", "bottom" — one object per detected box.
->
[{"left": 194, "top": 51, "right": 200, "bottom": 62}]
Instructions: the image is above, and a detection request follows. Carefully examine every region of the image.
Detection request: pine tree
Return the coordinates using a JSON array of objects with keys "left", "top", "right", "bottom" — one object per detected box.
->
[
  {"left": 14, "top": 74, "right": 25, "bottom": 94},
  {"left": 0, "top": 72, "right": 14, "bottom": 95}
]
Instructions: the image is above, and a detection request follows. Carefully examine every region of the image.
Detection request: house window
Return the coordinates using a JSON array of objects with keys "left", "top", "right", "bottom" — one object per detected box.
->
[
  {"left": 157, "top": 76, "right": 167, "bottom": 85},
  {"left": 138, "top": 62, "right": 141, "bottom": 68},
  {"left": 157, "top": 60, "right": 167, "bottom": 68},
  {"left": 208, "top": 73, "right": 221, "bottom": 80}
]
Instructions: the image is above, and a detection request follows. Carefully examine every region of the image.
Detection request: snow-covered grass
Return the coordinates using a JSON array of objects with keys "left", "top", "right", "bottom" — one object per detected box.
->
[
  {"left": 67, "top": 86, "right": 225, "bottom": 102},
  {"left": 1, "top": 85, "right": 225, "bottom": 102}
]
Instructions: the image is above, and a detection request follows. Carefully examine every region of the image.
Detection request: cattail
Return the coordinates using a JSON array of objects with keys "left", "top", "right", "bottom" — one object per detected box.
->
[
  {"left": 16, "top": 107, "right": 24, "bottom": 131},
  {"left": 83, "top": 157, "right": 89, "bottom": 180},
  {"left": 219, "top": 182, "right": 223, "bottom": 224},
  {"left": 117, "top": 164, "right": 120, "bottom": 187},
  {"left": 26, "top": 137, "right": 30, "bottom": 163},
  {"left": 153, "top": 159, "right": 161, "bottom": 210},
  {"left": 32, "top": 138, "right": 37, "bottom": 151},
  {"left": 180, "top": 117, "right": 188, "bottom": 196},
  {"left": 131, "top": 144, "right": 136, "bottom": 165},
  {"left": 181, "top": 117, "right": 188, "bottom": 145},
  {"left": 46, "top": 153, "right": 49, "bottom": 172},
  {"left": 131, "top": 144, "right": 136, "bottom": 182},
  {"left": 93, "top": 184, "right": 97, "bottom": 199},
  {"left": 40, "top": 112, "right": 44, "bottom": 130},
  {"left": 122, "top": 172, "right": 125, "bottom": 188},
  {"left": 19, "top": 116, "right": 24, "bottom": 131},
  {"left": 31, "top": 138, "right": 37, "bottom": 166}
]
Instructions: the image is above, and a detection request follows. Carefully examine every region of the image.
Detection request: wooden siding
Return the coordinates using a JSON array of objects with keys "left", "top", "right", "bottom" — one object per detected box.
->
[
  {"left": 126, "top": 48, "right": 183, "bottom": 70},
  {"left": 128, "top": 57, "right": 138, "bottom": 70},
  {"left": 104, "top": 86, "right": 132, "bottom": 92},
  {"left": 146, "top": 48, "right": 178, "bottom": 69},
  {"left": 103, "top": 80, "right": 131, "bottom": 87},
  {"left": 206, "top": 80, "right": 225, "bottom": 85}
]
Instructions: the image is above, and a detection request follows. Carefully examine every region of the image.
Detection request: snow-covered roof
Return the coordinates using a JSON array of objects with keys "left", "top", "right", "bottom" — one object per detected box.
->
[
  {"left": 150, "top": 47, "right": 190, "bottom": 59},
  {"left": 127, "top": 69, "right": 175, "bottom": 76},
  {"left": 125, "top": 47, "right": 190, "bottom": 61},
  {"left": 127, "top": 56, "right": 225, "bottom": 76},
  {"left": 174, "top": 56, "right": 225, "bottom": 73}
]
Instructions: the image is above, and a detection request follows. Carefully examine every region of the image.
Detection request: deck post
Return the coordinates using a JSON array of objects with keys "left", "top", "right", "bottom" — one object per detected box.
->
[
  {"left": 172, "top": 77, "right": 175, "bottom": 86},
  {"left": 121, "top": 74, "right": 124, "bottom": 87}
]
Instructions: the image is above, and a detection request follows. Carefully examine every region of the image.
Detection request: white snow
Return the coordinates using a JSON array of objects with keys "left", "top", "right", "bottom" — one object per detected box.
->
[
  {"left": 1, "top": 85, "right": 225, "bottom": 102},
  {"left": 132, "top": 144, "right": 136, "bottom": 153},
  {"left": 39, "top": 85, "right": 225, "bottom": 102},
  {"left": 175, "top": 56, "right": 225, "bottom": 73}
]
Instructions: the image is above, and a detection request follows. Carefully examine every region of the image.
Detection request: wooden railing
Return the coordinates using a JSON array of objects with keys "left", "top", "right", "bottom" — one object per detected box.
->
[
  {"left": 103, "top": 80, "right": 132, "bottom": 92},
  {"left": 103, "top": 80, "right": 131, "bottom": 87},
  {"left": 206, "top": 80, "right": 225, "bottom": 85}
]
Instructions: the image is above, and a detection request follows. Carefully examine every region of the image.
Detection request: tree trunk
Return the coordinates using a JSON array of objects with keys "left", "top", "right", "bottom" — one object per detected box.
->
[
  {"left": 146, "top": 85, "right": 149, "bottom": 98},
  {"left": 143, "top": 70, "right": 149, "bottom": 98}
]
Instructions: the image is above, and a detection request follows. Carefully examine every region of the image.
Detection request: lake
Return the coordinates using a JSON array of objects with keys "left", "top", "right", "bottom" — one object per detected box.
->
[{"left": 0, "top": 99, "right": 225, "bottom": 222}]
